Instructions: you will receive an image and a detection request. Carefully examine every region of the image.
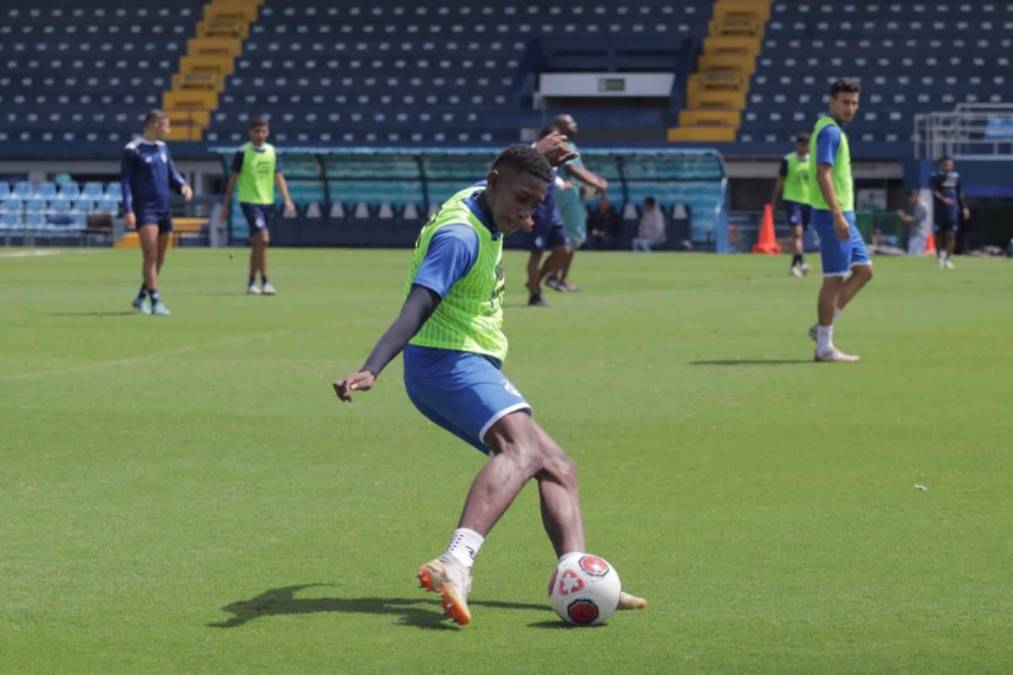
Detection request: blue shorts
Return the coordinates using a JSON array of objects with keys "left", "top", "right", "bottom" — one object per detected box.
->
[
  {"left": 240, "top": 202, "right": 275, "bottom": 232},
  {"left": 524, "top": 220, "right": 569, "bottom": 252},
  {"left": 812, "top": 210, "right": 871, "bottom": 277},
  {"left": 784, "top": 200, "right": 811, "bottom": 229},
  {"left": 136, "top": 211, "right": 172, "bottom": 234},
  {"left": 934, "top": 209, "right": 960, "bottom": 233},
  {"left": 403, "top": 344, "right": 531, "bottom": 455}
]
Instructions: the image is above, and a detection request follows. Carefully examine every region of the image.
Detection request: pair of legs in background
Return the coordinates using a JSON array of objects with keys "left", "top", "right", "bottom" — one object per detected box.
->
[
  {"left": 935, "top": 215, "right": 958, "bottom": 269},
  {"left": 241, "top": 203, "right": 276, "bottom": 294},
  {"left": 786, "top": 200, "right": 812, "bottom": 277},
  {"left": 811, "top": 210, "right": 873, "bottom": 361},
  {"left": 132, "top": 217, "right": 172, "bottom": 316},
  {"left": 402, "top": 345, "right": 645, "bottom": 625},
  {"left": 525, "top": 223, "right": 570, "bottom": 306}
]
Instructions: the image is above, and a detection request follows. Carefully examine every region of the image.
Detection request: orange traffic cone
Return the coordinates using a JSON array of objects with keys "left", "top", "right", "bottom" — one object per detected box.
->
[
  {"left": 752, "top": 203, "right": 782, "bottom": 254},
  {"left": 924, "top": 231, "right": 936, "bottom": 254}
]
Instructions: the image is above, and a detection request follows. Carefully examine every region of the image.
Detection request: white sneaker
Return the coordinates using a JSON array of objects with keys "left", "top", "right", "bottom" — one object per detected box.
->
[
  {"left": 937, "top": 256, "right": 946, "bottom": 269},
  {"left": 261, "top": 282, "right": 277, "bottom": 295},
  {"left": 944, "top": 258, "right": 955, "bottom": 269},
  {"left": 814, "top": 347, "right": 860, "bottom": 362},
  {"left": 417, "top": 555, "right": 472, "bottom": 626},
  {"left": 247, "top": 284, "right": 262, "bottom": 295},
  {"left": 790, "top": 265, "right": 803, "bottom": 278}
]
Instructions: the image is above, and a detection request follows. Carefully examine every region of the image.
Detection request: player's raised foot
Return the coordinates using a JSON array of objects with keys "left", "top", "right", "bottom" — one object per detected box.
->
[
  {"left": 801, "top": 262, "right": 812, "bottom": 276},
  {"left": 814, "top": 347, "right": 860, "bottom": 363},
  {"left": 560, "top": 280, "right": 581, "bottom": 292},
  {"left": 618, "top": 590, "right": 648, "bottom": 610},
  {"left": 944, "top": 258, "right": 955, "bottom": 269},
  {"left": 807, "top": 324, "right": 818, "bottom": 342},
  {"left": 151, "top": 301, "right": 171, "bottom": 317},
  {"left": 790, "top": 265, "right": 803, "bottom": 278},
  {"left": 417, "top": 555, "right": 472, "bottom": 626},
  {"left": 528, "top": 293, "right": 550, "bottom": 307},
  {"left": 261, "top": 282, "right": 277, "bottom": 295},
  {"left": 546, "top": 277, "right": 565, "bottom": 292},
  {"left": 247, "top": 283, "right": 261, "bottom": 295}
]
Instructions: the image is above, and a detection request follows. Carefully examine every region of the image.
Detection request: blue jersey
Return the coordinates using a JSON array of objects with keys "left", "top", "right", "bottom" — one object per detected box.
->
[
  {"left": 121, "top": 138, "right": 187, "bottom": 214},
  {"left": 532, "top": 167, "right": 562, "bottom": 230},
  {"left": 930, "top": 170, "right": 962, "bottom": 220}
]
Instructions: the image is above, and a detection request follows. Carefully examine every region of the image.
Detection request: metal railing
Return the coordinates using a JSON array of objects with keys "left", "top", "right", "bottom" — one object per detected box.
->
[{"left": 913, "top": 103, "right": 1013, "bottom": 159}]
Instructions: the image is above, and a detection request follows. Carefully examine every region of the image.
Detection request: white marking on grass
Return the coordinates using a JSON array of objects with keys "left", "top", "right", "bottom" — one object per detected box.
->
[
  {"left": 0, "top": 331, "right": 290, "bottom": 382},
  {"left": 0, "top": 250, "right": 61, "bottom": 259}
]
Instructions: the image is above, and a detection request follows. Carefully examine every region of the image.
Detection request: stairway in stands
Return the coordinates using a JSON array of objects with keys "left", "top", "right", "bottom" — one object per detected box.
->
[
  {"left": 668, "top": 0, "right": 770, "bottom": 142},
  {"left": 163, "top": 0, "right": 263, "bottom": 141}
]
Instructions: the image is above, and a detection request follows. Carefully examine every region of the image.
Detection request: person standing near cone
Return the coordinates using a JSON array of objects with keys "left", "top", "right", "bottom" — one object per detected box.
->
[{"left": 771, "top": 132, "right": 812, "bottom": 277}]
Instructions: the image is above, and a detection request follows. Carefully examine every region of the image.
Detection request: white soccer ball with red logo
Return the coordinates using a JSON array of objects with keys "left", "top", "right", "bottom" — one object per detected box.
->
[{"left": 548, "top": 553, "right": 622, "bottom": 625}]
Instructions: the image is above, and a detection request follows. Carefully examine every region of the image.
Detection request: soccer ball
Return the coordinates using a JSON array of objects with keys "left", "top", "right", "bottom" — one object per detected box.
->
[{"left": 548, "top": 553, "right": 622, "bottom": 626}]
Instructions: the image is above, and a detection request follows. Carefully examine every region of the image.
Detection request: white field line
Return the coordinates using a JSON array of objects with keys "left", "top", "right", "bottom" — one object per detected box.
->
[{"left": 0, "top": 331, "right": 290, "bottom": 382}]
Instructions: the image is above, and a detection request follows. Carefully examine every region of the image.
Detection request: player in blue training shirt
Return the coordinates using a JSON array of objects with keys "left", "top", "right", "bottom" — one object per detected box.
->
[
  {"left": 332, "top": 138, "right": 646, "bottom": 627},
  {"left": 121, "top": 110, "right": 193, "bottom": 316},
  {"left": 929, "top": 156, "right": 970, "bottom": 269}
]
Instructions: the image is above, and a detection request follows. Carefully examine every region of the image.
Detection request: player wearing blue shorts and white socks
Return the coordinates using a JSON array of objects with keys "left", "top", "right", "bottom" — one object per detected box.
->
[
  {"left": 807, "top": 79, "right": 873, "bottom": 362},
  {"left": 333, "top": 140, "right": 646, "bottom": 626}
]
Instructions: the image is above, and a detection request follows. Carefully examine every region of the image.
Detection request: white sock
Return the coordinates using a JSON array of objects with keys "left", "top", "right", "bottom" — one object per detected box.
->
[
  {"left": 816, "top": 325, "right": 834, "bottom": 353},
  {"left": 834, "top": 307, "right": 842, "bottom": 321},
  {"left": 445, "top": 527, "right": 484, "bottom": 569}
]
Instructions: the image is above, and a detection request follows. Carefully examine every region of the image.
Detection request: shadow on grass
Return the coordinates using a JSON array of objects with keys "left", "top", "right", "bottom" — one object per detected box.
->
[
  {"left": 47, "top": 311, "right": 136, "bottom": 317},
  {"left": 689, "top": 358, "right": 811, "bottom": 366},
  {"left": 209, "top": 583, "right": 549, "bottom": 631},
  {"left": 528, "top": 620, "right": 608, "bottom": 629}
]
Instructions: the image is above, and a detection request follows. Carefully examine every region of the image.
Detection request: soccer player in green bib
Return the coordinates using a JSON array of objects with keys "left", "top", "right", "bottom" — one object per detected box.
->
[
  {"left": 222, "top": 117, "right": 296, "bottom": 295},
  {"left": 808, "top": 79, "right": 873, "bottom": 362},
  {"left": 771, "top": 132, "right": 812, "bottom": 278},
  {"left": 333, "top": 143, "right": 646, "bottom": 626}
]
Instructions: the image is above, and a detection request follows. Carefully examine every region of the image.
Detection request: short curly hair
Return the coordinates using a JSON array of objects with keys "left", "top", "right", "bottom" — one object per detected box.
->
[{"left": 491, "top": 144, "right": 552, "bottom": 184}]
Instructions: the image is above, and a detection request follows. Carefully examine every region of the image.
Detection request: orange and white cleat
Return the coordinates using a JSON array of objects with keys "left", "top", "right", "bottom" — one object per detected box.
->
[
  {"left": 618, "top": 590, "right": 649, "bottom": 610},
  {"left": 417, "top": 555, "right": 472, "bottom": 626}
]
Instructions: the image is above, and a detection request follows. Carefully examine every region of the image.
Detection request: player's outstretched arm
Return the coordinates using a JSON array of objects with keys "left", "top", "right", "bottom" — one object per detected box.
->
[{"left": 333, "top": 285, "right": 440, "bottom": 402}]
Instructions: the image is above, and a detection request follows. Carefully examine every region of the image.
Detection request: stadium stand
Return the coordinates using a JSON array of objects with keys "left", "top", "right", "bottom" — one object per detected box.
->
[
  {"left": 212, "top": 147, "right": 729, "bottom": 250},
  {"left": 740, "top": 1, "right": 1013, "bottom": 157},
  {"left": 0, "top": 0, "right": 205, "bottom": 151},
  {"left": 204, "top": 1, "right": 717, "bottom": 146}
]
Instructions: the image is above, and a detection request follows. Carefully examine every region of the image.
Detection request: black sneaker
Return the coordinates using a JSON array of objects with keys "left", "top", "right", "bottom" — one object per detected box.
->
[{"left": 528, "top": 293, "right": 550, "bottom": 307}]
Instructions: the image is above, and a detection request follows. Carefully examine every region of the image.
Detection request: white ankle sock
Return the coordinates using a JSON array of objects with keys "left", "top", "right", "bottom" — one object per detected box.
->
[
  {"left": 816, "top": 325, "right": 834, "bottom": 353},
  {"left": 445, "top": 528, "right": 484, "bottom": 569},
  {"left": 834, "top": 307, "right": 842, "bottom": 320}
]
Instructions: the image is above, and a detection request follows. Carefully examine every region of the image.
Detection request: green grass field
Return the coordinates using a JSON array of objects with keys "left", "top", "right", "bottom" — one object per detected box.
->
[{"left": 2, "top": 247, "right": 1011, "bottom": 673}]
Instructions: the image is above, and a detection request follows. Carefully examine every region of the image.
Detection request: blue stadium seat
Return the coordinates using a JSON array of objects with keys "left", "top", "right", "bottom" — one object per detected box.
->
[
  {"left": 81, "top": 182, "right": 104, "bottom": 200},
  {"left": 0, "top": 210, "right": 20, "bottom": 230}
]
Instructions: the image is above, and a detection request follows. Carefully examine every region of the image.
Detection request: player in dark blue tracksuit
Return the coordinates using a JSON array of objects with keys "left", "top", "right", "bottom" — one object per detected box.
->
[
  {"left": 121, "top": 110, "right": 193, "bottom": 315},
  {"left": 929, "top": 156, "right": 970, "bottom": 269}
]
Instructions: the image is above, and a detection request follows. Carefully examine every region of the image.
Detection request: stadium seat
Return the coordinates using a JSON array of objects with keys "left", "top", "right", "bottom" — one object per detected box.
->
[
  {"left": 81, "top": 182, "right": 104, "bottom": 200},
  {"left": 0, "top": 210, "right": 20, "bottom": 230}
]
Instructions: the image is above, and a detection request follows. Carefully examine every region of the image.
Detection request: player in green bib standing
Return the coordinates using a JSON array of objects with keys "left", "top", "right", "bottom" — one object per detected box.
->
[
  {"left": 771, "top": 132, "right": 812, "bottom": 278},
  {"left": 332, "top": 144, "right": 646, "bottom": 626},
  {"left": 222, "top": 117, "right": 296, "bottom": 295},
  {"left": 808, "top": 79, "right": 873, "bottom": 362}
]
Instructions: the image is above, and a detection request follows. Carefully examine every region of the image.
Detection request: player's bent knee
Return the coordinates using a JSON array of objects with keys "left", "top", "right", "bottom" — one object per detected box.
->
[{"left": 542, "top": 453, "right": 578, "bottom": 487}]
